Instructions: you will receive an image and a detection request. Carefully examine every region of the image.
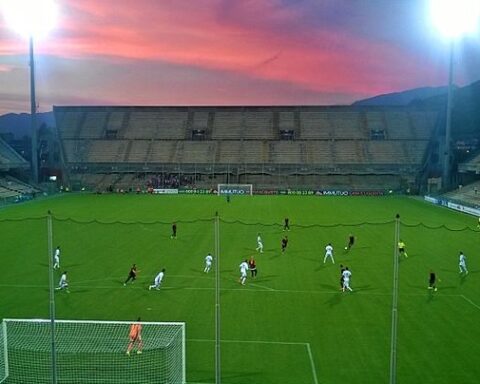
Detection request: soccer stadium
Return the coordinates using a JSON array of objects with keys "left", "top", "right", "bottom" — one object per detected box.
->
[{"left": 1, "top": 1, "right": 480, "bottom": 384}]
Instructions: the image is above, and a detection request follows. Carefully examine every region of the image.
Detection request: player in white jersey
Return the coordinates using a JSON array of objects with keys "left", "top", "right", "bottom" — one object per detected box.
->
[
  {"left": 53, "top": 246, "right": 60, "bottom": 269},
  {"left": 342, "top": 267, "right": 353, "bottom": 292},
  {"left": 204, "top": 253, "right": 213, "bottom": 273},
  {"left": 239, "top": 260, "right": 249, "bottom": 285},
  {"left": 459, "top": 252, "right": 468, "bottom": 274},
  {"left": 255, "top": 234, "right": 264, "bottom": 253},
  {"left": 323, "top": 243, "right": 334, "bottom": 264},
  {"left": 55, "top": 271, "right": 69, "bottom": 292},
  {"left": 149, "top": 269, "right": 165, "bottom": 290}
]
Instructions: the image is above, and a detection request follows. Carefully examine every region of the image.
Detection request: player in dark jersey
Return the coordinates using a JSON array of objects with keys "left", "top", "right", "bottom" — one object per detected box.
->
[
  {"left": 171, "top": 222, "right": 177, "bottom": 239},
  {"left": 340, "top": 264, "right": 346, "bottom": 290},
  {"left": 124, "top": 264, "right": 138, "bottom": 286},
  {"left": 283, "top": 217, "right": 290, "bottom": 231},
  {"left": 428, "top": 270, "right": 437, "bottom": 292},
  {"left": 345, "top": 234, "right": 355, "bottom": 251},
  {"left": 281, "top": 236, "right": 288, "bottom": 253},
  {"left": 248, "top": 256, "right": 257, "bottom": 278}
]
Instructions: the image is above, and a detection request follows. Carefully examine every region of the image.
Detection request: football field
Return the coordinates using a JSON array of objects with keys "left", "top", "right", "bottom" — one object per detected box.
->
[{"left": 1, "top": 193, "right": 479, "bottom": 384}]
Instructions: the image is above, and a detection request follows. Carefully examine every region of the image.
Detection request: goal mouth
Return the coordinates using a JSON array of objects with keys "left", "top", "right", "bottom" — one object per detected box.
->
[
  {"left": 1, "top": 318, "right": 186, "bottom": 384},
  {"left": 217, "top": 184, "right": 253, "bottom": 196}
]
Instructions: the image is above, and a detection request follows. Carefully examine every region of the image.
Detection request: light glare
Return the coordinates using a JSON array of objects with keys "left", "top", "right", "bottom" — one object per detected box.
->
[
  {"left": 430, "top": 0, "right": 480, "bottom": 39},
  {"left": 1, "top": 0, "right": 57, "bottom": 39}
]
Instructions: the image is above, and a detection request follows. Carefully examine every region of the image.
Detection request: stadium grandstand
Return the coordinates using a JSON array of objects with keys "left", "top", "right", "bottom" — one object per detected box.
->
[
  {"left": 0, "top": 136, "right": 37, "bottom": 204},
  {"left": 54, "top": 105, "right": 440, "bottom": 193}
]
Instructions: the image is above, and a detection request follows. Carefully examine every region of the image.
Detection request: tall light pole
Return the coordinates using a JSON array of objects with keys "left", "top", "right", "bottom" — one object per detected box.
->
[
  {"left": 1, "top": 0, "right": 58, "bottom": 184},
  {"left": 443, "top": 41, "right": 454, "bottom": 189},
  {"left": 429, "top": 0, "right": 480, "bottom": 190},
  {"left": 29, "top": 36, "right": 39, "bottom": 184}
]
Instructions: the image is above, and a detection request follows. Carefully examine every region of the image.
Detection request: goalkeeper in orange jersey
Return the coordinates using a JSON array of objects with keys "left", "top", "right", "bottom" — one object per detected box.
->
[{"left": 126, "top": 317, "right": 143, "bottom": 355}]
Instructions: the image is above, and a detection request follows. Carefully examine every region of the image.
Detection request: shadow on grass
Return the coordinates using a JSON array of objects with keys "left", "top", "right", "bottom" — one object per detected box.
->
[
  {"left": 63, "top": 263, "right": 82, "bottom": 268},
  {"left": 219, "top": 370, "right": 264, "bottom": 384},
  {"left": 325, "top": 292, "right": 343, "bottom": 307},
  {"left": 353, "top": 284, "right": 373, "bottom": 292},
  {"left": 440, "top": 268, "right": 457, "bottom": 274},
  {"left": 319, "top": 283, "right": 337, "bottom": 291},
  {"left": 67, "top": 288, "right": 89, "bottom": 294},
  {"left": 251, "top": 274, "right": 278, "bottom": 281},
  {"left": 297, "top": 255, "right": 321, "bottom": 264}
]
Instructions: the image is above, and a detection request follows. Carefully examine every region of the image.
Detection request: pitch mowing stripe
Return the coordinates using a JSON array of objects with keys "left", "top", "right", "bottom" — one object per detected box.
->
[{"left": 0, "top": 282, "right": 476, "bottom": 300}]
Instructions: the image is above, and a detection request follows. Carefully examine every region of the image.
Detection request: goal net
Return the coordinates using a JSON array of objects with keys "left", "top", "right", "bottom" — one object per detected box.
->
[
  {"left": 0, "top": 319, "right": 185, "bottom": 384},
  {"left": 217, "top": 184, "right": 253, "bottom": 196}
]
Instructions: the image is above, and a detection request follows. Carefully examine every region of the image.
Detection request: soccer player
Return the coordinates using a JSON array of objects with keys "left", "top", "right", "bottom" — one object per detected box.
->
[
  {"left": 398, "top": 239, "right": 408, "bottom": 258},
  {"left": 428, "top": 270, "right": 438, "bottom": 291},
  {"left": 126, "top": 317, "right": 143, "bottom": 355},
  {"left": 171, "top": 222, "right": 177, "bottom": 239},
  {"left": 248, "top": 256, "right": 257, "bottom": 278},
  {"left": 239, "top": 259, "right": 249, "bottom": 285},
  {"left": 281, "top": 236, "right": 288, "bottom": 253},
  {"left": 339, "top": 264, "right": 346, "bottom": 291},
  {"left": 53, "top": 246, "right": 61, "bottom": 270},
  {"left": 345, "top": 234, "right": 355, "bottom": 251},
  {"left": 124, "top": 264, "right": 138, "bottom": 286},
  {"left": 204, "top": 253, "right": 213, "bottom": 273},
  {"left": 149, "top": 268, "right": 165, "bottom": 290},
  {"left": 323, "top": 243, "right": 334, "bottom": 264},
  {"left": 283, "top": 217, "right": 290, "bottom": 231},
  {"left": 459, "top": 252, "right": 468, "bottom": 274},
  {"left": 255, "top": 234, "right": 264, "bottom": 253},
  {"left": 55, "top": 271, "right": 69, "bottom": 292},
  {"left": 342, "top": 267, "right": 353, "bottom": 292}
]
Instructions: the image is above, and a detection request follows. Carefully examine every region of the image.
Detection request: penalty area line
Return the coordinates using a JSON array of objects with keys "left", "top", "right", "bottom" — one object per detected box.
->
[
  {"left": 305, "top": 343, "right": 319, "bottom": 384},
  {"left": 188, "top": 338, "right": 306, "bottom": 346},
  {"left": 188, "top": 338, "right": 319, "bottom": 384}
]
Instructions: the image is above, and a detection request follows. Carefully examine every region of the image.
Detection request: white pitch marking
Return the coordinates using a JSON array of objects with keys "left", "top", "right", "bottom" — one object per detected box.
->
[
  {"left": 461, "top": 295, "right": 480, "bottom": 311},
  {"left": 305, "top": 342, "right": 319, "bottom": 384},
  {"left": 249, "top": 282, "right": 275, "bottom": 291},
  {"left": 187, "top": 338, "right": 307, "bottom": 346}
]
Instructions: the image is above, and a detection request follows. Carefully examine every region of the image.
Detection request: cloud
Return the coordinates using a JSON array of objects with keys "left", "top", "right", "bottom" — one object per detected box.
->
[
  {"left": 0, "top": 64, "right": 14, "bottom": 72},
  {"left": 1, "top": 0, "right": 479, "bottom": 112}
]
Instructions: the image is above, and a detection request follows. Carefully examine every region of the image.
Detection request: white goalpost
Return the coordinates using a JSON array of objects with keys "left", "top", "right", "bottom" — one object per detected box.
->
[
  {"left": 0, "top": 319, "right": 185, "bottom": 384},
  {"left": 217, "top": 184, "right": 253, "bottom": 196}
]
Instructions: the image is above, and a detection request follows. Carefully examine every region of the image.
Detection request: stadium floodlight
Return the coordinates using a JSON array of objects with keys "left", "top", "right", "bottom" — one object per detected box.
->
[
  {"left": 428, "top": 0, "right": 480, "bottom": 189},
  {"left": 429, "top": 0, "right": 480, "bottom": 39},
  {"left": 1, "top": 0, "right": 58, "bottom": 184},
  {"left": 1, "top": 0, "right": 58, "bottom": 39}
]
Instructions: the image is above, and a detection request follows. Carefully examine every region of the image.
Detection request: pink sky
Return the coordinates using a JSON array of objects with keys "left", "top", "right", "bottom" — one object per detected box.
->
[{"left": 1, "top": 0, "right": 479, "bottom": 115}]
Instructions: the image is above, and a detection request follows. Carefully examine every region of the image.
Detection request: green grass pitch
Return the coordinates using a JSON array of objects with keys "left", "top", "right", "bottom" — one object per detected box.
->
[{"left": 1, "top": 194, "right": 479, "bottom": 384}]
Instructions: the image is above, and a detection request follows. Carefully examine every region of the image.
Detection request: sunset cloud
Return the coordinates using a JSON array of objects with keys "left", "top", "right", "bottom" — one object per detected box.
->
[{"left": 0, "top": 0, "right": 479, "bottom": 114}]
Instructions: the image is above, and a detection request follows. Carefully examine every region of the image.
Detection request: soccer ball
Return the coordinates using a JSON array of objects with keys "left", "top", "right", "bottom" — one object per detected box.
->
[{"left": 344, "top": 247, "right": 348, "bottom": 250}]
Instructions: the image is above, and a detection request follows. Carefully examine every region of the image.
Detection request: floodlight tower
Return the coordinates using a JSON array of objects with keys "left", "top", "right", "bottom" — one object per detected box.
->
[
  {"left": 1, "top": 0, "right": 58, "bottom": 184},
  {"left": 429, "top": 0, "right": 480, "bottom": 190}
]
